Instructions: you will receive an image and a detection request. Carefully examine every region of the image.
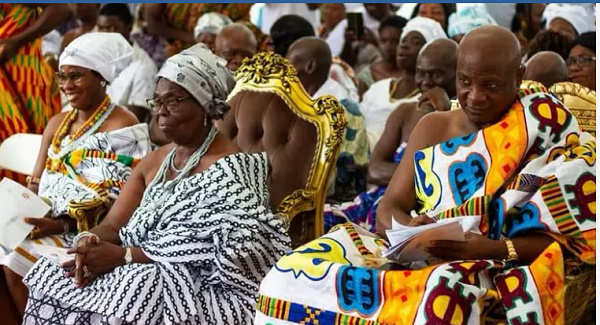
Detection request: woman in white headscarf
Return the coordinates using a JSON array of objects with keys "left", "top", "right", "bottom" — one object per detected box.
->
[
  {"left": 0, "top": 32, "right": 151, "bottom": 319},
  {"left": 447, "top": 4, "right": 497, "bottom": 43},
  {"left": 21, "top": 43, "right": 291, "bottom": 325},
  {"left": 193, "top": 12, "right": 233, "bottom": 53},
  {"left": 360, "top": 16, "right": 446, "bottom": 147},
  {"left": 543, "top": 3, "right": 596, "bottom": 42}
]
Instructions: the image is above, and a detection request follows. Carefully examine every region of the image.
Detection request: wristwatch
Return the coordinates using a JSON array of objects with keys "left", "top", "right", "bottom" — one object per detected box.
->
[
  {"left": 503, "top": 239, "right": 519, "bottom": 262},
  {"left": 124, "top": 247, "right": 133, "bottom": 264}
]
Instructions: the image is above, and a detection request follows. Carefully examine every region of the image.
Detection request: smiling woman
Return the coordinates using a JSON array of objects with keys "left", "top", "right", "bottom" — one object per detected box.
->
[
  {"left": 20, "top": 43, "right": 290, "bottom": 325},
  {"left": 0, "top": 32, "right": 151, "bottom": 321}
]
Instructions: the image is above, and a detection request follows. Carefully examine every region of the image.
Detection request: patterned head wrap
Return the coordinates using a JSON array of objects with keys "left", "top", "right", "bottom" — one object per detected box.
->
[
  {"left": 155, "top": 43, "right": 235, "bottom": 119},
  {"left": 59, "top": 32, "right": 133, "bottom": 83},
  {"left": 543, "top": 4, "right": 596, "bottom": 36},
  {"left": 193, "top": 12, "right": 233, "bottom": 39},
  {"left": 401, "top": 17, "right": 448, "bottom": 43},
  {"left": 447, "top": 5, "right": 497, "bottom": 38}
]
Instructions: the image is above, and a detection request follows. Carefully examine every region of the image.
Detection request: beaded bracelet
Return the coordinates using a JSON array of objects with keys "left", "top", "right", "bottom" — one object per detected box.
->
[{"left": 72, "top": 231, "right": 100, "bottom": 248}]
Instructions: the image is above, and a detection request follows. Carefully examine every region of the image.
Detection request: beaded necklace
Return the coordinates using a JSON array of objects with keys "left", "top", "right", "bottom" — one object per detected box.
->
[
  {"left": 46, "top": 96, "right": 114, "bottom": 170},
  {"left": 141, "top": 125, "right": 218, "bottom": 209}
]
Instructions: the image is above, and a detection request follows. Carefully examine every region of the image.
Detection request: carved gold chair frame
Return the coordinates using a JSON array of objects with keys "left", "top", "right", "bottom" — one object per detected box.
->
[
  {"left": 229, "top": 52, "right": 347, "bottom": 239},
  {"left": 550, "top": 82, "right": 596, "bottom": 137}
]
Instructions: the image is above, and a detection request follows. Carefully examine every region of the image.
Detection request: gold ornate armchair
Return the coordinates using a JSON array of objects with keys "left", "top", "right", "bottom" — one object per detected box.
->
[
  {"left": 217, "top": 52, "right": 347, "bottom": 247},
  {"left": 550, "top": 82, "right": 596, "bottom": 137}
]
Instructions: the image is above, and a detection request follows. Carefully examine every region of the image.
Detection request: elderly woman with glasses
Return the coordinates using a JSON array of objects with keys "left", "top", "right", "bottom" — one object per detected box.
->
[
  {"left": 0, "top": 32, "right": 151, "bottom": 321},
  {"left": 20, "top": 43, "right": 291, "bottom": 325},
  {"left": 567, "top": 32, "right": 596, "bottom": 90}
]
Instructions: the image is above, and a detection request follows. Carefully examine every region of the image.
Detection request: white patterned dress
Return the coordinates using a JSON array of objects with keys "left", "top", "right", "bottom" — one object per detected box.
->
[
  {"left": 1, "top": 124, "right": 151, "bottom": 277},
  {"left": 23, "top": 152, "right": 292, "bottom": 325}
]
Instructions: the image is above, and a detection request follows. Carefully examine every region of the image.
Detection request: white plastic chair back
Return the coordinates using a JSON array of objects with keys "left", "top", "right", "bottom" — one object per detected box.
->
[{"left": 0, "top": 133, "right": 43, "bottom": 175}]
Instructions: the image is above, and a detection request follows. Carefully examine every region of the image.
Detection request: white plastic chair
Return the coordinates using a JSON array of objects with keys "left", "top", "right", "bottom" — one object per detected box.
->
[{"left": 0, "top": 133, "right": 43, "bottom": 176}]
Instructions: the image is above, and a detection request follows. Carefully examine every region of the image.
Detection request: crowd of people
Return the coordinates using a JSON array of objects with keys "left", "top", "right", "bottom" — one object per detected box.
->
[{"left": 0, "top": 3, "right": 596, "bottom": 325}]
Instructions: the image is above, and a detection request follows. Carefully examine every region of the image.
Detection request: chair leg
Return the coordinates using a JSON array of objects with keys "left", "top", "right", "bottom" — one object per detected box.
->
[
  {"left": 3, "top": 265, "right": 28, "bottom": 317},
  {"left": 0, "top": 267, "right": 23, "bottom": 325}
]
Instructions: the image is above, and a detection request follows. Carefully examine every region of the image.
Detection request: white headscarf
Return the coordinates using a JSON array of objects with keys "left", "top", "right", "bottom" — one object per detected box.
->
[
  {"left": 448, "top": 5, "right": 497, "bottom": 38},
  {"left": 193, "top": 12, "right": 233, "bottom": 39},
  {"left": 59, "top": 32, "right": 133, "bottom": 83},
  {"left": 543, "top": 4, "right": 595, "bottom": 36},
  {"left": 401, "top": 16, "right": 448, "bottom": 43},
  {"left": 156, "top": 43, "right": 235, "bottom": 119}
]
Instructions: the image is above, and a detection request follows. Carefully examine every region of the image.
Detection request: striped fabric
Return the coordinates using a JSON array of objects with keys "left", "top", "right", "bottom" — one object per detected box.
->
[{"left": 0, "top": 4, "right": 61, "bottom": 183}]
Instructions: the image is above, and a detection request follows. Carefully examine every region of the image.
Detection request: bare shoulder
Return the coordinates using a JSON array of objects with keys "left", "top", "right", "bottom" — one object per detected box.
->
[
  {"left": 106, "top": 105, "right": 140, "bottom": 130},
  {"left": 44, "top": 112, "right": 69, "bottom": 136},
  {"left": 136, "top": 143, "right": 172, "bottom": 176},
  {"left": 409, "top": 110, "right": 460, "bottom": 149}
]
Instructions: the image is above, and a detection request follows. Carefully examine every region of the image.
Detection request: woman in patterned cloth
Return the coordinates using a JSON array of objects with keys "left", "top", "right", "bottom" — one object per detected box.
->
[
  {"left": 21, "top": 43, "right": 291, "bottom": 325},
  {"left": 0, "top": 32, "right": 151, "bottom": 322}
]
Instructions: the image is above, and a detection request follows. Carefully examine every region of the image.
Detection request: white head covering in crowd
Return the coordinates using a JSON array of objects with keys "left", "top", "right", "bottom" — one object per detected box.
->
[
  {"left": 193, "top": 12, "right": 233, "bottom": 39},
  {"left": 543, "top": 4, "right": 595, "bottom": 36},
  {"left": 401, "top": 16, "right": 447, "bottom": 43},
  {"left": 448, "top": 5, "right": 497, "bottom": 38},
  {"left": 156, "top": 43, "right": 235, "bottom": 119},
  {"left": 59, "top": 32, "right": 133, "bottom": 83}
]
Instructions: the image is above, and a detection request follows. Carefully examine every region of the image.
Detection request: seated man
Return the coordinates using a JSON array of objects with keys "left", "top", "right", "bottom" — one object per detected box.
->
[
  {"left": 286, "top": 37, "right": 369, "bottom": 202},
  {"left": 360, "top": 16, "right": 447, "bottom": 149},
  {"left": 256, "top": 26, "right": 595, "bottom": 325},
  {"left": 271, "top": 14, "right": 360, "bottom": 102},
  {"left": 324, "top": 38, "right": 458, "bottom": 232},
  {"left": 523, "top": 51, "right": 568, "bottom": 87},
  {"left": 99, "top": 3, "right": 158, "bottom": 123},
  {"left": 215, "top": 23, "right": 258, "bottom": 72}
]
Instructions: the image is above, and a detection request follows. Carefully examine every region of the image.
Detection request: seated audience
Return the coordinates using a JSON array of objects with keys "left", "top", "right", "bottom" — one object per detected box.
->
[
  {"left": 271, "top": 14, "right": 359, "bottom": 102},
  {"left": 98, "top": 3, "right": 158, "bottom": 123},
  {"left": 357, "top": 16, "right": 408, "bottom": 92},
  {"left": 142, "top": 4, "right": 198, "bottom": 61},
  {"left": 0, "top": 33, "right": 151, "bottom": 319},
  {"left": 360, "top": 17, "right": 446, "bottom": 148},
  {"left": 256, "top": 26, "right": 595, "bottom": 325},
  {"left": 525, "top": 29, "right": 573, "bottom": 60},
  {"left": 60, "top": 3, "right": 100, "bottom": 51},
  {"left": 411, "top": 3, "right": 456, "bottom": 33},
  {"left": 0, "top": 3, "right": 66, "bottom": 184},
  {"left": 324, "top": 38, "right": 458, "bottom": 232},
  {"left": 339, "top": 4, "right": 395, "bottom": 71},
  {"left": 253, "top": 3, "right": 320, "bottom": 35},
  {"left": 447, "top": 4, "right": 497, "bottom": 43},
  {"left": 543, "top": 3, "right": 595, "bottom": 42},
  {"left": 215, "top": 23, "right": 257, "bottom": 72},
  {"left": 359, "top": 3, "right": 395, "bottom": 37},
  {"left": 287, "top": 37, "right": 369, "bottom": 202},
  {"left": 524, "top": 51, "right": 568, "bottom": 88},
  {"left": 20, "top": 44, "right": 290, "bottom": 324},
  {"left": 511, "top": 3, "right": 547, "bottom": 52},
  {"left": 567, "top": 32, "right": 596, "bottom": 90},
  {"left": 317, "top": 3, "right": 347, "bottom": 57},
  {"left": 193, "top": 12, "right": 232, "bottom": 53}
]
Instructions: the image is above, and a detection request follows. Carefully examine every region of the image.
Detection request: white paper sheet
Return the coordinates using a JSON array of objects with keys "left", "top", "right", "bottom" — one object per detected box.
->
[
  {"left": 31, "top": 244, "right": 73, "bottom": 265},
  {"left": 384, "top": 216, "right": 481, "bottom": 263},
  {"left": 0, "top": 178, "right": 50, "bottom": 250}
]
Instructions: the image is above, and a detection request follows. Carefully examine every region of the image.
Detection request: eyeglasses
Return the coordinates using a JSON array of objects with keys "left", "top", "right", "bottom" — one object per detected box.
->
[
  {"left": 146, "top": 97, "right": 192, "bottom": 114},
  {"left": 566, "top": 56, "right": 596, "bottom": 68},
  {"left": 55, "top": 71, "right": 86, "bottom": 85}
]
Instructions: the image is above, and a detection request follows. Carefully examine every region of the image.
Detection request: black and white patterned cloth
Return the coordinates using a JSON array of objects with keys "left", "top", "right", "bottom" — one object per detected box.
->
[{"left": 23, "top": 152, "right": 291, "bottom": 325}]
